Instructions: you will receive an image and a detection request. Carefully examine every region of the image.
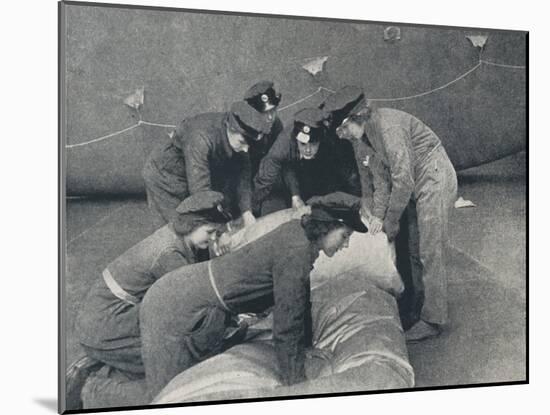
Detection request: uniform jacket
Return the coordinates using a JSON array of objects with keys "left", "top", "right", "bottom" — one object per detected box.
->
[
  {"left": 210, "top": 220, "right": 319, "bottom": 385},
  {"left": 77, "top": 224, "right": 197, "bottom": 350},
  {"left": 143, "top": 112, "right": 253, "bottom": 214},
  {"left": 105, "top": 224, "right": 196, "bottom": 300},
  {"left": 356, "top": 108, "right": 442, "bottom": 235},
  {"left": 253, "top": 126, "right": 344, "bottom": 204},
  {"left": 249, "top": 116, "right": 284, "bottom": 177}
]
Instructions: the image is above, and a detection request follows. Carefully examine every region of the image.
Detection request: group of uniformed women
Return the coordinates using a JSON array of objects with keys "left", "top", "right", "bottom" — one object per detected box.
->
[{"left": 66, "top": 80, "right": 457, "bottom": 409}]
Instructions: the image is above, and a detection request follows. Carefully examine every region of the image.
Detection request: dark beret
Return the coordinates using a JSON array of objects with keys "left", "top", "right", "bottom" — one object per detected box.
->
[
  {"left": 176, "top": 191, "right": 225, "bottom": 214},
  {"left": 306, "top": 192, "right": 362, "bottom": 211},
  {"left": 229, "top": 101, "right": 273, "bottom": 140},
  {"left": 307, "top": 191, "right": 368, "bottom": 233},
  {"left": 173, "top": 191, "right": 230, "bottom": 235},
  {"left": 244, "top": 81, "right": 282, "bottom": 113},
  {"left": 320, "top": 86, "right": 365, "bottom": 113},
  {"left": 310, "top": 206, "right": 368, "bottom": 233},
  {"left": 244, "top": 81, "right": 274, "bottom": 99},
  {"left": 320, "top": 86, "right": 366, "bottom": 129}
]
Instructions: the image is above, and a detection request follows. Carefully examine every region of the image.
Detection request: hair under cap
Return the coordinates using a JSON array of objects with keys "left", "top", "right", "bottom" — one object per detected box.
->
[{"left": 307, "top": 192, "right": 369, "bottom": 233}]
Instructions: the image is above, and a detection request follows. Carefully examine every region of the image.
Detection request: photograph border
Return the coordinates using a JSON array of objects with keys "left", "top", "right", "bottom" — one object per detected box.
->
[{"left": 58, "top": 1, "right": 529, "bottom": 413}]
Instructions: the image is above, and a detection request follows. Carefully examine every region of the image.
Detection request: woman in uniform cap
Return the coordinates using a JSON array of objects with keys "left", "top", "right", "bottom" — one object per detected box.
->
[
  {"left": 320, "top": 85, "right": 390, "bottom": 219},
  {"left": 333, "top": 87, "right": 458, "bottom": 342},
  {"left": 254, "top": 107, "right": 348, "bottom": 212},
  {"left": 142, "top": 100, "right": 273, "bottom": 230},
  {"left": 320, "top": 85, "right": 366, "bottom": 134},
  {"left": 138, "top": 193, "right": 368, "bottom": 400},
  {"left": 320, "top": 86, "right": 381, "bottom": 199},
  {"left": 66, "top": 191, "right": 232, "bottom": 409},
  {"left": 243, "top": 81, "right": 285, "bottom": 213},
  {"left": 243, "top": 81, "right": 283, "bottom": 159}
]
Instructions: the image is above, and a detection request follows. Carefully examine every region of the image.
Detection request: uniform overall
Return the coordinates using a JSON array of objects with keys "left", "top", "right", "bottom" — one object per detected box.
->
[
  {"left": 140, "top": 220, "right": 319, "bottom": 399},
  {"left": 142, "top": 112, "right": 253, "bottom": 229},
  {"left": 355, "top": 108, "right": 457, "bottom": 326},
  {"left": 76, "top": 224, "right": 197, "bottom": 407}
]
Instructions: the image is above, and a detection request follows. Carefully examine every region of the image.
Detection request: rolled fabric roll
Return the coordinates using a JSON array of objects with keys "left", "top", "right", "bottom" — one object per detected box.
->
[
  {"left": 218, "top": 207, "right": 403, "bottom": 296},
  {"left": 152, "top": 208, "right": 410, "bottom": 404},
  {"left": 152, "top": 279, "right": 413, "bottom": 404}
]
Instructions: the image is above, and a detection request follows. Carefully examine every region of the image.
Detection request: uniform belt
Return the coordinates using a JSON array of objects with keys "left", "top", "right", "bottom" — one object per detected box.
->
[
  {"left": 102, "top": 269, "right": 139, "bottom": 306},
  {"left": 207, "top": 261, "right": 234, "bottom": 313}
]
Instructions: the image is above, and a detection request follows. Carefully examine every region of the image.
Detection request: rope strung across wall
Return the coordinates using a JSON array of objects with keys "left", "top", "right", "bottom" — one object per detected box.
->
[{"left": 65, "top": 35, "right": 525, "bottom": 150}]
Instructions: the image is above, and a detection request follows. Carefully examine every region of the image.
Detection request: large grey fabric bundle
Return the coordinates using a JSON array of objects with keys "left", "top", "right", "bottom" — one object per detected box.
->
[
  {"left": 153, "top": 279, "right": 413, "bottom": 403},
  {"left": 226, "top": 207, "right": 403, "bottom": 295},
  {"left": 152, "top": 209, "right": 412, "bottom": 403}
]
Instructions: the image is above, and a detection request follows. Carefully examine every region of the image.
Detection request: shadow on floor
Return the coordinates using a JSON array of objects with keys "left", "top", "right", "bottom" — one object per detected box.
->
[{"left": 34, "top": 398, "right": 57, "bottom": 413}]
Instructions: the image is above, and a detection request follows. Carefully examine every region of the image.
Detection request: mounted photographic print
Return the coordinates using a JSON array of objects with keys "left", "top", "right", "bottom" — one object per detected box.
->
[{"left": 59, "top": 1, "right": 528, "bottom": 413}]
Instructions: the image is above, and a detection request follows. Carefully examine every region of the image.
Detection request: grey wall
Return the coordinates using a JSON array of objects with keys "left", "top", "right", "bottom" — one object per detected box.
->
[{"left": 62, "top": 4, "right": 526, "bottom": 195}]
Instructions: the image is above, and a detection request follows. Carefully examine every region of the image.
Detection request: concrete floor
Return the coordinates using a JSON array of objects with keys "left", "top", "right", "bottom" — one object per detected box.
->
[
  {"left": 408, "top": 151, "right": 526, "bottom": 386},
  {"left": 63, "top": 151, "right": 526, "bottom": 392}
]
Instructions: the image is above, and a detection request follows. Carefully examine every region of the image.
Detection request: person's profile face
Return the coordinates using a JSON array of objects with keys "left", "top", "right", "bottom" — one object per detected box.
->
[
  {"left": 321, "top": 226, "right": 352, "bottom": 257},
  {"left": 297, "top": 141, "right": 320, "bottom": 159},
  {"left": 336, "top": 117, "right": 364, "bottom": 140},
  {"left": 189, "top": 224, "right": 219, "bottom": 250}
]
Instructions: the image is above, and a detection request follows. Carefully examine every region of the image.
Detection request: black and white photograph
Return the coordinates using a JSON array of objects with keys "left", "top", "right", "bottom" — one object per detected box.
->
[{"left": 58, "top": 1, "right": 527, "bottom": 413}]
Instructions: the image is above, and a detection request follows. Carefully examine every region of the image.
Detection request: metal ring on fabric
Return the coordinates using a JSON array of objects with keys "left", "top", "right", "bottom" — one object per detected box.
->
[
  {"left": 102, "top": 269, "right": 139, "bottom": 306},
  {"left": 207, "top": 261, "right": 234, "bottom": 314}
]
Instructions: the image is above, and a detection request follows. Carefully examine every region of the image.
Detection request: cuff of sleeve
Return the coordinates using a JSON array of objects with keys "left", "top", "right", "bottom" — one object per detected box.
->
[
  {"left": 383, "top": 217, "right": 400, "bottom": 239},
  {"left": 240, "top": 203, "right": 252, "bottom": 213},
  {"left": 239, "top": 198, "right": 252, "bottom": 213},
  {"left": 372, "top": 207, "right": 387, "bottom": 219}
]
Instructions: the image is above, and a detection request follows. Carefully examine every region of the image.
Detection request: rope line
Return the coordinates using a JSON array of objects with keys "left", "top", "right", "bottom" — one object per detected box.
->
[
  {"left": 369, "top": 62, "right": 482, "bottom": 102},
  {"left": 480, "top": 59, "right": 526, "bottom": 69},
  {"left": 278, "top": 86, "right": 335, "bottom": 111},
  {"left": 139, "top": 120, "right": 177, "bottom": 128},
  {"left": 66, "top": 124, "right": 141, "bottom": 149},
  {"left": 65, "top": 58, "right": 524, "bottom": 149}
]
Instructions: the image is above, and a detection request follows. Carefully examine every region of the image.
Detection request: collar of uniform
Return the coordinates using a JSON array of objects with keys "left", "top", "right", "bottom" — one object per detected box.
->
[
  {"left": 363, "top": 109, "right": 384, "bottom": 155},
  {"left": 221, "top": 113, "right": 236, "bottom": 158}
]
